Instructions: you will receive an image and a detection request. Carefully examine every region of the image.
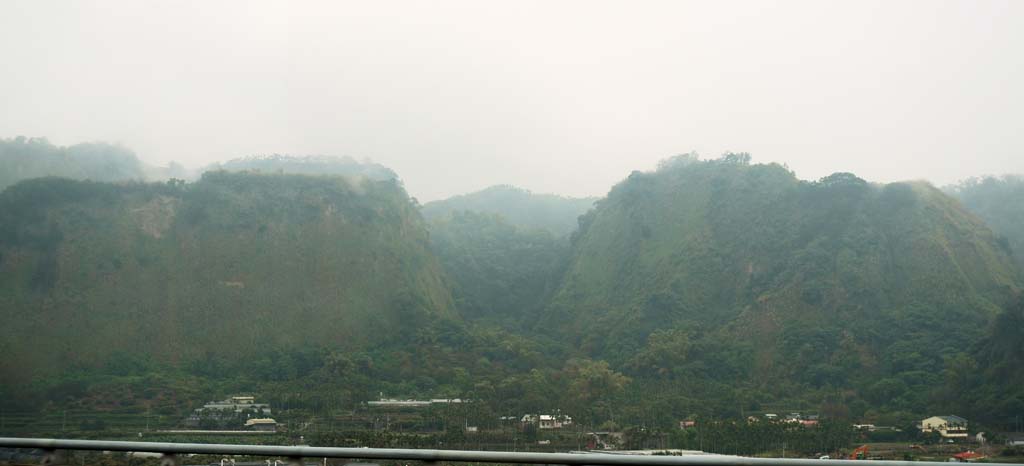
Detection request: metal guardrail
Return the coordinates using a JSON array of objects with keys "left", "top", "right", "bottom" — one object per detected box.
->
[{"left": 0, "top": 438, "right": 1016, "bottom": 466}]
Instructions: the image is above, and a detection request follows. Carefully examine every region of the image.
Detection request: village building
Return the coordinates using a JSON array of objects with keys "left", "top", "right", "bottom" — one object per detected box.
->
[
  {"left": 951, "top": 451, "right": 986, "bottom": 462},
  {"left": 367, "top": 399, "right": 431, "bottom": 408},
  {"left": 244, "top": 418, "right": 278, "bottom": 432},
  {"left": 1005, "top": 433, "right": 1024, "bottom": 446},
  {"left": 521, "top": 414, "right": 573, "bottom": 429},
  {"left": 367, "top": 396, "right": 465, "bottom": 408},
  {"left": 201, "top": 396, "right": 272, "bottom": 414},
  {"left": 184, "top": 395, "right": 273, "bottom": 428},
  {"left": 799, "top": 414, "right": 820, "bottom": 427},
  {"left": 920, "top": 415, "right": 968, "bottom": 439}
]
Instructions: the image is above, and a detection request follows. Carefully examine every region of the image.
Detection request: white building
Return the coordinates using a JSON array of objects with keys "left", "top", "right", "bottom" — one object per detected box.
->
[
  {"left": 521, "top": 414, "right": 573, "bottom": 429},
  {"left": 184, "top": 395, "right": 273, "bottom": 428},
  {"left": 244, "top": 418, "right": 277, "bottom": 432},
  {"left": 920, "top": 415, "right": 968, "bottom": 438},
  {"left": 202, "top": 396, "right": 271, "bottom": 414}
]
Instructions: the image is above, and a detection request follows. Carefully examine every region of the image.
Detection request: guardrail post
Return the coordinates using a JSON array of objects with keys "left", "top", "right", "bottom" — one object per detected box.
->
[
  {"left": 160, "top": 453, "right": 181, "bottom": 466},
  {"left": 41, "top": 449, "right": 68, "bottom": 466}
]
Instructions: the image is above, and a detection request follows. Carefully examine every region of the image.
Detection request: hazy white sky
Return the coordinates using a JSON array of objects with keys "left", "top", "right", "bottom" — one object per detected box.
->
[{"left": 1, "top": 0, "right": 1022, "bottom": 201}]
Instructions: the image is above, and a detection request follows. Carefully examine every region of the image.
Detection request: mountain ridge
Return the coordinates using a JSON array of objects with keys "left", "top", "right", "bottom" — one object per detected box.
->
[
  {"left": 422, "top": 184, "right": 597, "bottom": 236},
  {"left": 541, "top": 154, "right": 1020, "bottom": 416},
  {"left": 0, "top": 147, "right": 1021, "bottom": 428}
]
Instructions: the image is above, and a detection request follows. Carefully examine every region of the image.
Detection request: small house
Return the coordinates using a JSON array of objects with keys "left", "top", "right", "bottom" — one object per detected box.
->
[
  {"left": 521, "top": 413, "right": 573, "bottom": 429},
  {"left": 244, "top": 417, "right": 277, "bottom": 432},
  {"left": 920, "top": 415, "right": 968, "bottom": 439}
]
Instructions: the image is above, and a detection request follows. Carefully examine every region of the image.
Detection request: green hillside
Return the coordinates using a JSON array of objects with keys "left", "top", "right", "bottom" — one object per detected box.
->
[
  {"left": 422, "top": 185, "right": 597, "bottom": 236},
  {"left": 948, "top": 296, "right": 1024, "bottom": 422},
  {"left": 428, "top": 211, "right": 570, "bottom": 328},
  {"left": 2, "top": 150, "right": 1022, "bottom": 434},
  {"left": 0, "top": 171, "right": 454, "bottom": 387},
  {"left": 948, "top": 175, "right": 1024, "bottom": 269},
  {"left": 544, "top": 153, "right": 1021, "bottom": 418}
]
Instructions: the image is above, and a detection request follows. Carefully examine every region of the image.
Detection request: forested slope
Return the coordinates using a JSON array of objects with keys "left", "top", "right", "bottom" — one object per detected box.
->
[
  {"left": 948, "top": 175, "right": 1024, "bottom": 269},
  {"left": 0, "top": 172, "right": 454, "bottom": 385},
  {"left": 428, "top": 211, "right": 570, "bottom": 328},
  {"left": 543, "top": 154, "right": 1021, "bottom": 419}
]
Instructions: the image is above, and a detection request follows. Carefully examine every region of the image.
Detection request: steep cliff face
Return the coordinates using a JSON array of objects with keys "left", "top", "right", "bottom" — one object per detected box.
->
[
  {"left": 544, "top": 156, "right": 1020, "bottom": 401},
  {"left": 0, "top": 172, "right": 455, "bottom": 380}
]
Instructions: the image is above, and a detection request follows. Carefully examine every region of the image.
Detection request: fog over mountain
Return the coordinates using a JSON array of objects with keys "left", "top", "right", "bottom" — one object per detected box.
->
[
  {"left": 2, "top": 1, "right": 1023, "bottom": 201},
  {"left": 3, "top": 0, "right": 1024, "bottom": 451}
]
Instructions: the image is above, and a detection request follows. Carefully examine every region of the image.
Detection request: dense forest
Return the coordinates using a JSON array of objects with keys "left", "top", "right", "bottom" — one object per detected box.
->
[
  {"left": 947, "top": 175, "right": 1024, "bottom": 269},
  {"left": 543, "top": 154, "right": 1021, "bottom": 424},
  {"left": 0, "top": 143, "right": 1022, "bottom": 444},
  {"left": 428, "top": 211, "right": 570, "bottom": 329}
]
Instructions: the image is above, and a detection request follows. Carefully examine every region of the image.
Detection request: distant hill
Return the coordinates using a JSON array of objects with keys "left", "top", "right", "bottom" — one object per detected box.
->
[
  {"left": 543, "top": 153, "right": 1021, "bottom": 417},
  {"left": 947, "top": 175, "right": 1024, "bottom": 269},
  {"left": 428, "top": 211, "right": 570, "bottom": 328},
  {"left": 422, "top": 185, "right": 597, "bottom": 236},
  {"left": 0, "top": 137, "right": 145, "bottom": 190},
  {"left": 210, "top": 154, "right": 398, "bottom": 182},
  {"left": 0, "top": 171, "right": 454, "bottom": 387}
]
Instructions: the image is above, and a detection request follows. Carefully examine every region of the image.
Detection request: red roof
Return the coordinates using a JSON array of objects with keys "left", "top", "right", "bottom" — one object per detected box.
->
[{"left": 953, "top": 451, "right": 986, "bottom": 460}]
